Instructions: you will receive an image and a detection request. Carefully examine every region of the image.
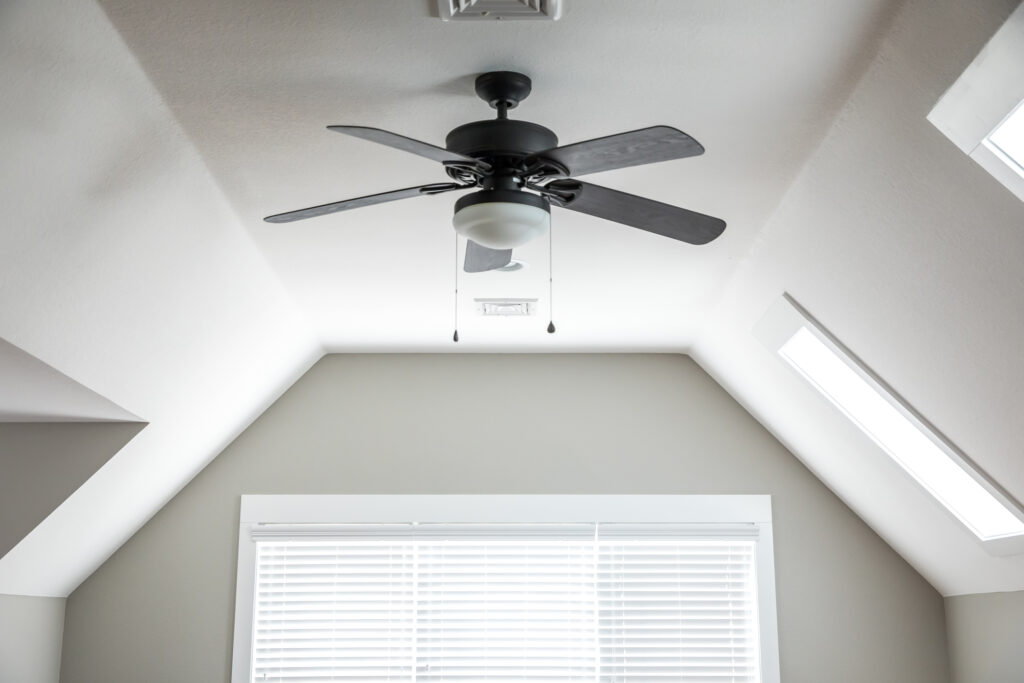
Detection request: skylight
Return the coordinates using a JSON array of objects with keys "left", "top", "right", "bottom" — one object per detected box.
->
[
  {"left": 779, "top": 326, "right": 1024, "bottom": 541},
  {"left": 984, "top": 99, "right": 1024, "bottom": 178},
  {"left": 926, "top": 3, "right": 1024, "bottom": 204}
]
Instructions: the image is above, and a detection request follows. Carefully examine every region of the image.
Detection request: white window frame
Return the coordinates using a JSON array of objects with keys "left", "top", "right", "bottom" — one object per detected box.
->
[
  {"left": 230, "top": 494, "right": 780, "bottom": 683},
  {"left": 928, "top": 2, "right": 1024, "bottom": 203},
  {"left": 754, "top": 295, "right": 1024, "bottom": 555}
]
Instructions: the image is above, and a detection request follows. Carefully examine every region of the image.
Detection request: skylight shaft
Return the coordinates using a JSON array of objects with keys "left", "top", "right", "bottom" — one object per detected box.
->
[
  {"left": 984, "top": 98, "right": 1024, "bottom": 177},
  {"left": 779, "top": 327, "right": 1024, "bottom": 541}
]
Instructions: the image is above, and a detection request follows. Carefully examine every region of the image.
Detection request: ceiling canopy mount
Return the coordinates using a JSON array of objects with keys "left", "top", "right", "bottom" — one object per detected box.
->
[{"left": 265, "top": 71, "right": 726, "bottom": 272}]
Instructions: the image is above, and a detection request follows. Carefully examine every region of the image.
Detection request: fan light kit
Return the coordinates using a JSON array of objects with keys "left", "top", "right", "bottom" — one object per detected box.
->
[
  {"left": 266, "top": 70, "right": 726, "bottom": 273},
  {"left": 452, "top": 190, "right": 550, "bottom": 249},
  {"left": 265, "top": 71, "right": 726, "bottom": 339}
]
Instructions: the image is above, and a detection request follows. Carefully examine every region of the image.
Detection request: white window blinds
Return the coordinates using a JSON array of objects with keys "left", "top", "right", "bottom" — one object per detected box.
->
[{"left": 251, "top": 524, "right": 761, "bottom": 682}]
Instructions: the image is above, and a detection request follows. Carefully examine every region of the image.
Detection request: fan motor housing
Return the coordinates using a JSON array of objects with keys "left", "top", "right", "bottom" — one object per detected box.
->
[{"left": 446, "top": 119, "right": 557, "bottom": 159}]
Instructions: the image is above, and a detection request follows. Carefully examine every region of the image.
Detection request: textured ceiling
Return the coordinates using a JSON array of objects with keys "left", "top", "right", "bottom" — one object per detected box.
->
[
  {"left": 0, "top": 339, "right": 138, "bottom": 422},
  {"left": 694, "top": 0, "right": 1024, "bottom": 594},
  {"left": 97, "top": 0, "right": 896, "bottom": 349},
  {"left": 2, "top": 0, "right": 1023, "bottom": 597}
]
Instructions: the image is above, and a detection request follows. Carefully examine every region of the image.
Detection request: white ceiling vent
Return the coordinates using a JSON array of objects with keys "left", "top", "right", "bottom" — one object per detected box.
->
[
  {"left": 438, "top": 0, "right": 563, "bottom": 22},
  {"left": 476, "top": 298, "right": 537, "bottom": 316}
]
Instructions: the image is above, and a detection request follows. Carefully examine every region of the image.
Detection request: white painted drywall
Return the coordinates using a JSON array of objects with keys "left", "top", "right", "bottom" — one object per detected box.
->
[
  {"left": 0, "top": 0, "right": 319, "bottom": 597},
  {"left": 945, "top": 590, "right": 1024, "bottom": 683},
  {"left": 694, "top": 0, "right": 1024, "bottom": 594},
  {"left": 58, "top": 355, "right": 949, "bottom": 682},
  {"left": 5, "top": 0, "right": 1019, "bottom": 607},
  {"left": 97, "top": 0, "right": 899, "bottom": 351},
  {"left": 0, "top": 594, "right": 64, "bottom": 683},
  {"left": 0, "top": 341, "right": 137, "bottom": 423}
]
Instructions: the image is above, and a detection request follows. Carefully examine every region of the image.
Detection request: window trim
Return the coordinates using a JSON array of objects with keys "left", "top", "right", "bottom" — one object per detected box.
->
[
  {"left": 230, "top": 494, "right": 780, "bottom": 683},
  {"left": 983, "top": 98, "right": 1024, "bottom": 179},
  {"left": 927, "top": 3, "right": 1024, "bottom": 203},
  {"left": 754, "top": 295, "right": 1024, "bottom": 554}
]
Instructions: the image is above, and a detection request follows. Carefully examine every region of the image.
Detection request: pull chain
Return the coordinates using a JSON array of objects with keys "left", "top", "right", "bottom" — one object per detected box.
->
[
  {"left": 547, "top": 222, "right": 556, "bottom": 334},
  {"left": 453, "top": 232, "right": 459, "bottom": 342}
]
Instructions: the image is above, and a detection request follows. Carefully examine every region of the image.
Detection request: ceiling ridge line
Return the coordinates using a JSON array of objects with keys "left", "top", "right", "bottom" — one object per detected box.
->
[
  {"left": 93, "top": 0, "right": 321, "bottom": 347},
  {"left": 690, "top": 0, "right": 911, "bottom": 353}
]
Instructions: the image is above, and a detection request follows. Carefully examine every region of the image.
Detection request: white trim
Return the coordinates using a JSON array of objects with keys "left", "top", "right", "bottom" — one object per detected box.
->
[
  {"left": 754, "top": 295, "right": 1024, "bottom": 554},
  {"left": 248, "top": 521, "right": 761, "bottom": 540},
  {"left": 983, "top": 95, "right": 1024, "bottom": 180},
  {"left": 239, "top": 493, "right": 773, "bottom": 525},
  {"left": 752, "top": 518, "right": 780, "bottom": 682},
  {"left": 927, "top": 3, "right": 1024, "bottom": 203},
  {"left": 230, "top": 525, "right": 258, "bottom": 683},
  {"left": 231, "top": 494, "right": 780, "bottom": 683}
]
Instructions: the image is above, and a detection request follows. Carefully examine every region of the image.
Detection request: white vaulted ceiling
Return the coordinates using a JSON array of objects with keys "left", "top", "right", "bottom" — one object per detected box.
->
[
  {"left": 1, "top": 0, "right": 1023, "bottom": 597},
  {"left": 97, "top": 0, "right": 901, "bottom": 349},
  {"left": 0, "top": 339, "right": 138, "bottom": 422}
]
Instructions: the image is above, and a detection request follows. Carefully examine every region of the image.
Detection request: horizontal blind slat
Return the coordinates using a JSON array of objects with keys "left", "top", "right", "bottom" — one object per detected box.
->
[{"left": 251, "top": 531, "right": 760, "bottom": 683}]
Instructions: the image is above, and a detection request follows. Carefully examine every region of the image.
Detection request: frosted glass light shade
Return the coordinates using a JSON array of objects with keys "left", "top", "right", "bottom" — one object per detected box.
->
[{"left": 453, "top": 201, "right": 550, "bottom": 249}]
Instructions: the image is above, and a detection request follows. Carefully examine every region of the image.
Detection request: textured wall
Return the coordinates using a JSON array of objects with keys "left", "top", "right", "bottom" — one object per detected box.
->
[
  {"left": 59, "top": 355, "right": 949, "bottom": 682},
  {"left": 946, "top": 590, "right": 1024, "bottom": 683}
]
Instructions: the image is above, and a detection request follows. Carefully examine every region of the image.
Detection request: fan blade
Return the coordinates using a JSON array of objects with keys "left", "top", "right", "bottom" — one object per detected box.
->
[
  {"left": 544, "top": 179, "right": 725, "bottom": 245},
  {"left": 264, "top": 183, "right": 464, "bottom": 223},
  {"left": 464, "top": 240, "right": 513, "bottom": 273},
  {"left": 328, "top": 126, "right": 489, "bottom": 170},
  {"left": 531, "top": 126, "right": 703, "bottom": 177}
]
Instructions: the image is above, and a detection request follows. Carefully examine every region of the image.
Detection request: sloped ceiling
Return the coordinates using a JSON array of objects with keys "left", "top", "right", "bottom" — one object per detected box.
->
[
  {"left": 0, "top": 340, "right": 139, "bottom": 422},
  {"left": 1, "top": 0, "right": 1023, "bottom": 597},
  {"left": 0, "top": 0, "right": 320, "bottom": 596},
  {"left": 96, "top": 0, "right": 899, "bottom": 348},
  {"left": 693, "top": 0, "right": 1024, "bottom": 594}
]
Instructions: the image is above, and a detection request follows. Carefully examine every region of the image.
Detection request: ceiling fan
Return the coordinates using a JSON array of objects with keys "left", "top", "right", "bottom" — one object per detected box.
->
[{"left": 265, "top": 71, "right": 726, "bottom": 273}]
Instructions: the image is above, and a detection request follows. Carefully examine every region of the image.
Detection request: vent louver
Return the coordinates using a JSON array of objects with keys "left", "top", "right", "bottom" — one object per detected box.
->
[
  {"left": 438, "top": 0, "right": 562, "bottom": 21},
  {"left": 475, "top": 298, "right": 537, "bottom": 316}
]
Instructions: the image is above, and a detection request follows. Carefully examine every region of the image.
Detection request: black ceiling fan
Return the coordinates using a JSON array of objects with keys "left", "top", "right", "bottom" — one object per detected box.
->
[{"left": 265, "top": 71, "right": 726, "bottom": 273}]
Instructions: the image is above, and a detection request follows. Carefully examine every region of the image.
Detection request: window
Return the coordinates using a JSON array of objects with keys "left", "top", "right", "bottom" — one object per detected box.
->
[
  {"left": 756, "top": 296, "right": 1024, "bottom": 551},
  {"left": 984, "top": 98, "right": 1024, "bottom": 178},
  {"left": 928, "top": 3, "right": 1024, "bottom": 202},
  {"left": 232, "top": 496, "right": 780, "bottom": 683}
]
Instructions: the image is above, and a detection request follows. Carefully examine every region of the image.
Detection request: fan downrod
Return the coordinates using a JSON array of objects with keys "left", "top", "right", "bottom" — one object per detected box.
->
[
  {"left": 445, "top": 71, "right": 556, "bottom": 162},
  {"left": 475, "top": 71, "right": 532, "bottom": 113}
]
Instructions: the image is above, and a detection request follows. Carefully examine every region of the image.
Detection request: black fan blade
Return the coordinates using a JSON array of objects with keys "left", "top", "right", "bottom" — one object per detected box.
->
[
  {"left": 532, "top": 126, "right": 703, "bottom": 177},
  {"left": 544, "top": 179, "right": 725, "bottom": 245},
  {"left": 464, "top": 240, "right": 513, "bottom": 273},
  {"left": 264, "top": 183, "right": 464, "bottom": 223},
  {"left": 327, "top": 126, "right": 489, "bottom": 170}
]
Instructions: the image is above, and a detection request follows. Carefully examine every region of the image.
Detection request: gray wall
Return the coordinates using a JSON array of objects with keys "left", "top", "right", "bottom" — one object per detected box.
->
[
  {"left": 946, "top": 590, "right": 1024, "bottom": 683},
  {"left": 0, "top": 423, "right": 137, "bottom": 681},
  {"left": 0, "top": 422, "right": 142, "bottom": 559},
  {"left": 59, "top": 355, "right": 949, "bottom": 682},
  {"left": 0, "top": 594, "right": 65, "bottom": 683}
]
